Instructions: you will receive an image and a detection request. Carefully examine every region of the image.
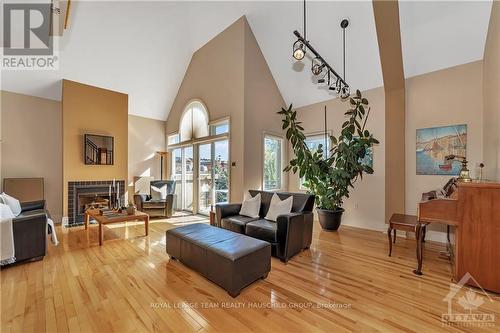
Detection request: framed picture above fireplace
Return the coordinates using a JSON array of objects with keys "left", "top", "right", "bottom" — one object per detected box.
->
[{"left": 84, "top": 134, "right": 114, "bottom": 165}]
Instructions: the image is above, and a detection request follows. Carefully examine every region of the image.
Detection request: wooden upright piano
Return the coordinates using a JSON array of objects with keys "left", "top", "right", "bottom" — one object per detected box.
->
[{"left": 419, "top": 180, "right": 500, "bottom": 293}]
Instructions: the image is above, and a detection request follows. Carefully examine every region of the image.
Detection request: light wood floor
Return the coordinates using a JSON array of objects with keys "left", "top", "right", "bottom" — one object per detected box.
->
[{"left": 1, "top": 214, "right": 499, "bottom": 333}]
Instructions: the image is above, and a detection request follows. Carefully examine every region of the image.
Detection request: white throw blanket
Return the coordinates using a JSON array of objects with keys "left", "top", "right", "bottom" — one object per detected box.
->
[
  {"left": 47, "top": 218, "right": 59, "bottom": 245},
  {"left": 0, "top": 217, "right": 59, "bottom": 266},
  {"left": 0, "top": 218, "right": 16, "bottom": 265}
]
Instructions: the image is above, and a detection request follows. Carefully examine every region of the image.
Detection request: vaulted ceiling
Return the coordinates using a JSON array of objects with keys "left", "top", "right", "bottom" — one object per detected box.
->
[{"left": 1, "top": 1, "right": 493, "bottom": 120}]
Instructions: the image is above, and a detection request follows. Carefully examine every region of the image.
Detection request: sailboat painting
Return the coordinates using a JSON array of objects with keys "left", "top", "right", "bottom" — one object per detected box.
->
[{"left": 416, "top": 124, "right": 467, "bottom": 175}]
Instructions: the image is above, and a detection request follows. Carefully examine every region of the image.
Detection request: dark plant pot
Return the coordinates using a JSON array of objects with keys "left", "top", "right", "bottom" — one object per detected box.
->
[{"left": 317, "top": 208, "right": 345, "bottom": 231}]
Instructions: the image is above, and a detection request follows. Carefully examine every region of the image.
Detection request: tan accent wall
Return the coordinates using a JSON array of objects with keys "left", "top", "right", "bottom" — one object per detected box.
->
[
  {"left": 128, "top": 114, "right": 166, "bottom": 199},
  {"left": 166, "top": 17, "right": 245, "bottom": 203},
  {"left": 373, "top": 0, "right": 406, "bottom": 225},
  {"left": 243, "top": 18, "right": 286, "bottom": 193},
  {"left": 62, "top": 80, "right": 128, "bottom": 217},
  {"left": 483, "top": 1, "right": 500, "bottom": 181},
  {"left": 405, "top": 61, "right": 484, "bottom": 241},
  {"left": 289, "top": 87, "right": 386, "bottom": 231},
  {"left": 0, "top": 91, "right": 63, "bottom": 222}
]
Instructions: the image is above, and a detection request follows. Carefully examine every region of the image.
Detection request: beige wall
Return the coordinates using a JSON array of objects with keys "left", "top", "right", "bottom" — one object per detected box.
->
[
  {"left": 62, "top": 80, "right": 128, "bottom": 217},
  {"left": 289, "top": 87, "right": 386, "bottom": 231},
  {"left": 405, "top": 61, "right": 484, "bottom": 241},
  {"left": 1, "top": 91, "right": 63, "bottom": 222},
  {"left": 483, "top": 1, "right": 500, "bottom": 181},
  {"left": 167, "top": 17, "right": 245, "bottom": 203},
  {"left": 242, "top": 18, "right": 286, "bottom": 194},
  {"left": 128, "top": 114, "right": 166, "bottom": 199}
]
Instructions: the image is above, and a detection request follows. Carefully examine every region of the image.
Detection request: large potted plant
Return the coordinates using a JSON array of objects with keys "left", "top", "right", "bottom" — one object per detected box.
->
[{"left": 279, "top": 90, "right": 379, "bottom": 230}]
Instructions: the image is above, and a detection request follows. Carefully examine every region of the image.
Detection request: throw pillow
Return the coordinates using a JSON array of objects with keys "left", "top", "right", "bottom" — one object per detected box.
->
[
  {"left": 0, "top": 203, "right": 15, "bottom": 219},
  {"left": 0, "top": 193, "right": 21, "bottom": 217},
  {"left": 151, "top": 185, "right": 168, "bottom": 201},
  {"left": 239, "top": 192, "right": 261, "bottom": 218},
  {"left": 265, "top": 193, "right": 293, "bottom": 221}
]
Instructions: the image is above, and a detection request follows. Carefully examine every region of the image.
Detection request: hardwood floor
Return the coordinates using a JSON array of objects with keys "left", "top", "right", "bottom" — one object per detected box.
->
[{"left": 1, "top": 214, "right": 499, "bottom": 333}]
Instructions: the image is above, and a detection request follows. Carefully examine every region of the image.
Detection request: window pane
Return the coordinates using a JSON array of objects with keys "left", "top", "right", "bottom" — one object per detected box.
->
[
  {"left": 171, "top": 148, "right": 182, "bottom": 208},
  {"left": 215, "top": 123, "right": 229, "bottom": 135},
  {"left": 305, "top": 134, "right": 329, "bottom": 157},
  {"left": 214, "top": 140, "right": 229, "bottom": 204},
  {"left": 179, "top": 101, "right": 209, "bottom": 141},
  {"left": 264, "top": 136, "right": 281, "bottom": 190},
  {"left": 210, "top": 121, "right": 230, "bottom": 135},
  {"left": 168, "top": 134, "right": 180, "bottom": 145},
  {"left": 184, "top": 147, "right": 193, "bottom": 211},
  {"left": 198, "top": 144, "right": 212, "bottom": 215},
  {"left": 299, "top": 134, "right": 329, "bottom": 189}
]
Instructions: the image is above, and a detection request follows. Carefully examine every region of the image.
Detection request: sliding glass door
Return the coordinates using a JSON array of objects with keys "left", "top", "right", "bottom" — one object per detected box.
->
[
  {"left": 197, "top": 139, "right": 229, "bottom": 215},
  {"left": 198, "top": 143, "right": 213, "bottom": 215},
  {"left": 171, "top": 146, "right": 194, "bottom": 212},
  {"left": 170, "top": 139, "right": 229, "bottom": 215}
]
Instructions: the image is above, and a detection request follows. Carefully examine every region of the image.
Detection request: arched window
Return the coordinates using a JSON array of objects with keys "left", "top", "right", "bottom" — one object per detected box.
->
[{"left": 179, "top": 101, "right": 209, "bottom": 142}]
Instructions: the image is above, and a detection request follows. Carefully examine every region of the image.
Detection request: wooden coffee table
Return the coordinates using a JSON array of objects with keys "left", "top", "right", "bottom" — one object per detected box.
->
[{"left": 84, "top": 209, "right": 149, "bottom": 245}]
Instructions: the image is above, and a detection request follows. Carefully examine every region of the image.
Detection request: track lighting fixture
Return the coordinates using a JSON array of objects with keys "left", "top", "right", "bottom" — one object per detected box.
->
[
  {"left": 291, "top": 0, "right": 350, "bottom": 98},
  {"left": 293, "top": 40, "right": 306, "bottom": 60},
  {"left": 311, "top": 57, "right": 325, "bottom": 75}
]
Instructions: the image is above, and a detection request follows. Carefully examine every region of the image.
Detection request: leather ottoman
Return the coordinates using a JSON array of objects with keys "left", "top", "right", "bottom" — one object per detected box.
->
[{"left": 166, "top": 223, "right": 271, "bottom": 297}]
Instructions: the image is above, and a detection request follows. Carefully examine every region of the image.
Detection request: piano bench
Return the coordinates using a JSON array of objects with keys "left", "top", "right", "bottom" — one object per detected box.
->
[{"left": 387, "top": 214, "right": 427, "bottom": 257}]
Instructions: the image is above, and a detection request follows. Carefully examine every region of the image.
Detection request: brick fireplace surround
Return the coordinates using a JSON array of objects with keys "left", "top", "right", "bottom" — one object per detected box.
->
[{"left": 67, "top": 180, "right": 125, "bottom": 227}]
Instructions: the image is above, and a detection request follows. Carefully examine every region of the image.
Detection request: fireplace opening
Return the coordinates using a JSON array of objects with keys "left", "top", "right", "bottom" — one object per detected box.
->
[{"left": 78, "top": 194, "right": 111, "bottom": 214}]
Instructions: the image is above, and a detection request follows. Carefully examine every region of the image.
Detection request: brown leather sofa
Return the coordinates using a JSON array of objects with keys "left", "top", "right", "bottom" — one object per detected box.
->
[
  {"left": 134, "top": 180, "right": 175, "bottom": 218},
  {"left": 216, "top": 190, "right": 315, "bottom": 262}
]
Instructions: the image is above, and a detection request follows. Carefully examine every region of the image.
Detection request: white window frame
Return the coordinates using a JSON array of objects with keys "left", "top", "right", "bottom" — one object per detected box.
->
[
  {"left": 167, "top": 132, "right": 180, "bottom": 146},
  {"left": 209, "top": 117, "right": 230, "bottom": 136},
  {"left": 262, "top": 132, "right": 284, "bottom": 191}
]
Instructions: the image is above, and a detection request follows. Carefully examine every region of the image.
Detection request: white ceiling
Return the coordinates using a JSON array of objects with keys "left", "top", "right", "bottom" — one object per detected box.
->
[
  {"left": 399, "top": 0, "right": 492, "bottom": 78},
  {"left": 1, "top": 1, "right": 493, "bottom": 120}
]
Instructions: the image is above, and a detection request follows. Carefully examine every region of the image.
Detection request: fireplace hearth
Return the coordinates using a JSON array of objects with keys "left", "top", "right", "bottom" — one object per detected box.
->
[{"left": 68, "top": 180, "right": 125, "bottom": 226}]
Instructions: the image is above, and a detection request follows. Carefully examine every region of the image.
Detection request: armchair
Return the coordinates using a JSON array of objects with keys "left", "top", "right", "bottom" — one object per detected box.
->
[{"left": 134, "top": 180, "right": 175, "bottom": 218}]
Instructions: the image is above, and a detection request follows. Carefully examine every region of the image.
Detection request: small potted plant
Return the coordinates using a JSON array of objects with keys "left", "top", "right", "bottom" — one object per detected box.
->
[
  {"left": 126, "top": 202, "right": 136, "bottom": 215},
  {"left": 280, "top": 90, "right": 379, "bottom": 230}
]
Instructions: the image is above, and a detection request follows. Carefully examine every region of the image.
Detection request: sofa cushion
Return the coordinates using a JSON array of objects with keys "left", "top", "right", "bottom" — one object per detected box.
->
[
  {"left": 221, "top": 215, "right": 259, "bottom": 234},
  {"left": 151, "top": 184, "right": 168, "bottom": 200},
  {"left": 239, "top": 192, "right": 261, "bottom": 218},
  {"left": 143, "top": 200, "right": 166, "bottom": 208},
  {"left": 265, "top": 194, "right": 293, "bottom": 221},
  {"left": 245, "top": 219, "right": 277, "bottom": 243}
]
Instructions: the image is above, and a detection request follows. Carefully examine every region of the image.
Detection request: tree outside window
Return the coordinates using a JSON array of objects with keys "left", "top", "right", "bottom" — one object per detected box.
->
[
  {"left": 263, "top": 135, "right": 282, "bottom": 190},
  {"left": 299, "top": 134, "right": 329, "bottom": 189}
]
